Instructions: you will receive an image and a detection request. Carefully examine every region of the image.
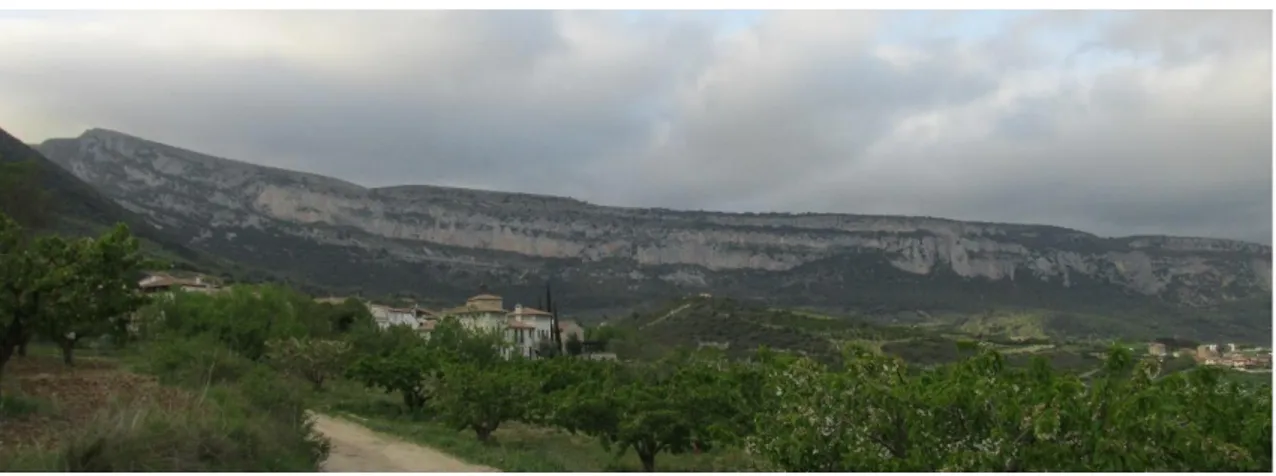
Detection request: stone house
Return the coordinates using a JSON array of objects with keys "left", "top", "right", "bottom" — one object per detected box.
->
[
  {"left": 367, "top": 304, "right": 418, "bottom": 329},
  {"left": 429, "top": 287, "right": 583, "bottom": 359}
]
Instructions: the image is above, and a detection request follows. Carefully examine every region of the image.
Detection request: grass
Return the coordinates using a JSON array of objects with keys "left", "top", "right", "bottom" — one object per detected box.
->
[
  {"left": 0, "top": 393, "right": 56, "bottom": 419},
  {"left": 0, "top": 339, "right": 329, "bottom": 472},
  {"left": 951, "top": 311, "right": 1050, "bottom": 340}
]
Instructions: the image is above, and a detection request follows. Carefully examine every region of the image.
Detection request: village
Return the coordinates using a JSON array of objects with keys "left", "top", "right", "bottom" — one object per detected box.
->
[
  {"left": 137, "top": 271, "right": 1275, "bottom": 371},
  {"left": 1147, "top": 341, "right": 1273, "bottom": 372},
  {"left": 139, "top": 273, "right": 608, "bottom": 360}
]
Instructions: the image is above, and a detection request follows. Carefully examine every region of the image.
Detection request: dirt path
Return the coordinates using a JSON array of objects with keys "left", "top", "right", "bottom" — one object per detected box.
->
[
  {"left": 313, "top": 413, "right": 498, "bottom": 473},
  {"left": 641, "top": 303, "right": 692, "bottom": 330}
]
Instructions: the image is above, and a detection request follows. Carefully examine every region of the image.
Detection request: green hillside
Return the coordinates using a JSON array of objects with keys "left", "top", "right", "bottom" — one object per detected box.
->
[
  {"left": 600, "top": 295, "right": 1113, "bottom": 372},
  {"left": 0, "top": 126, "right": 217, "bottom": 272}
]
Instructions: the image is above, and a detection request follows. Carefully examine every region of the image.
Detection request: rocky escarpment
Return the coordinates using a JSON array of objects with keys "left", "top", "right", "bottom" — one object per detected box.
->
[{"left": 35, "top": 128, "right": 1273, "bottom": 340}]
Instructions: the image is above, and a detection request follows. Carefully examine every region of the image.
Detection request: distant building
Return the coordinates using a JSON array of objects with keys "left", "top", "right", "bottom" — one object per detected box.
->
[
  {"left": 426, "top": 286, "right": 581, "bottom": 359},
  {"left": 1196, "top": 344, "right": 1220, "bottom": 361},
  {"left": 367, "top": 304, "right": 417, "bottom": 329},
  {"left": 1148, "top": 343, "right": 1168, "bottom": 357}
]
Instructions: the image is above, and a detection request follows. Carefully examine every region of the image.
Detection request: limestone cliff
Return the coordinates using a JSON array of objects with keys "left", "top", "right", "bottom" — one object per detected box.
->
[{"left": 35, "top": 128, "right": 1273, "bottom": 341}]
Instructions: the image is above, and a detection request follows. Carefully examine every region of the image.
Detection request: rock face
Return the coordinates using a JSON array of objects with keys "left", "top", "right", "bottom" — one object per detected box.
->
[{"left": 36, "top": 129, "right": 1274, "bottom": 340}]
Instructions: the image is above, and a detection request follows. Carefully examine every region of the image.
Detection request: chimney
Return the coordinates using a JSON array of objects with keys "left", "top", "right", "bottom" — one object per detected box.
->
[{"left": 478, "top": 283, "right": 489, "bottom": 295}]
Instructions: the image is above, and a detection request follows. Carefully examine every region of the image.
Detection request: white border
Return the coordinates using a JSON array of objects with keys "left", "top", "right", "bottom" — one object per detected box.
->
[{"left": 0, "top": 1, "right": 1272, "bottom": 10}]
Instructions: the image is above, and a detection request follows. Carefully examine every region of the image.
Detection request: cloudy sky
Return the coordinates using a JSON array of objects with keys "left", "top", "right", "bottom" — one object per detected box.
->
[{"left": 0, "top": 10, "right": 1271, "bottom": 244}]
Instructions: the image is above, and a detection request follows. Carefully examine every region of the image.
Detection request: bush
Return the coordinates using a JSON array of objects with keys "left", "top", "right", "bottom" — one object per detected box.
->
[
  {"left": 265, "top": 337, "right": 352, "bottom": 391},
  {"left": 7, "top": 392, "right": 327, "bottom": 471},
  {"left": 0, "top": 393, "right": 49, "bottom": 419},
  {"left": 136, "top": 334, "right": 258, "bottom": 387}
]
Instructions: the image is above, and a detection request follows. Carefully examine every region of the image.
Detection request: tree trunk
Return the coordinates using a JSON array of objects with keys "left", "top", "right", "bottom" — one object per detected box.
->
[
  {"left": 0, "top": 340, "right": 13, "bottom": 398},
  {"left": 16, "top": 332, "right": 30, "bottom": 357},
  {"left": 0, "top": 313, "right": 25, "bottom": 396},
  {"left": 59, "top": 337, "right": 76, "bottom": 366},
  {"left": 638, "top": 450, "right": 656, "bottom": 472},
  {"left": 402, "top": 390, "right": 431, "bottom": 411},
  {"left": 474, "top": 423, "right": 497, "bottom": 444}
]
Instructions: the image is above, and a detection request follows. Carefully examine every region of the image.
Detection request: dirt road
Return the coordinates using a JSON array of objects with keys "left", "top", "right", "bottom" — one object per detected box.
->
[{"left": 313, "top": 414, "right": 498, "bottom": 472}]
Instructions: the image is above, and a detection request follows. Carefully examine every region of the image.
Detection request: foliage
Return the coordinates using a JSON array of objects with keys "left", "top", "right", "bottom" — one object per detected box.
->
[
  {"left": 552, "top": 355, "right": 742, "bottom": 471},
  {"left": 345, "top": 330, "right": 435, "bottom": 411},
  {"left": 33, "top": 224, "right": 149, "bottom": 364},
  {"left": 135, "top": 284, "right": 336, "bottom": 361},
  {"left": 746, "top": 346, "right": 1272, "bottom": 472},
  {"left": 565, "top": 333, "right": 583, "bottom": 356},
  {"left": 0, "top": 160, "right": 52, "bottom": 231},
  {"left": 265, "top": 337, "right": 353, "bottom": 391},
  {"left": 317, "top": 298, "right": 376, "bottom": 335},
  {"left": 345, "top": 317, "right": 510, "bottom": 414},
  {"left": 137, "top": 333, "right": 259, "bottom": 387},
  {"left": 0, "top": 216, "right": 149, "bottom": 393},
  {"left": 426, "top": 317, "right": 509, "bottom": 367},
  {"left": 433, "top": 358, "right": 537, "bottom": 442}
]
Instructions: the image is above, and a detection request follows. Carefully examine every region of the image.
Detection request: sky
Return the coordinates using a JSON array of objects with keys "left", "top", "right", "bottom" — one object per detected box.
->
[{"left": 0, "top": 10, "right": 1271, "bottom": 244}]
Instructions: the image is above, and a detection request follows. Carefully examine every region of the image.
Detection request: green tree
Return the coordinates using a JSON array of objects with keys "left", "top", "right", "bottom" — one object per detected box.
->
[
  {"left": 746, "top": 345, "right": 1273, "bottom": 472},
  {"left": 536, "top": 339, "right": 560, "bottom": 358},
  {"left": 266, "top": 337, "right": 353, "bottom": 391},
  {"left": 141, "top": 284, "right": 320, "bottom": 361},
  {"left": 434, "top": 358, "right": 536, "bottom": 443},
  {"left": 0, "top": 214, "right": 36, "bottom": 391},
  {"left": 320, "top": 297, "right": 374, "bottom": 334},
  {"left": 565, "top": 333, "right": 583, "bottom": 356},
  {"left": 554, "top": 355, "right": 739, "bottom": 471},
  {"left": 427, "top": 317, "right": 508, "bottom": 367},
  {"left": 346, "top": 326, "right": 436, "bottom": 411},
  {"left": 36, "top": 224, "right": 149, "bottom": 365}
]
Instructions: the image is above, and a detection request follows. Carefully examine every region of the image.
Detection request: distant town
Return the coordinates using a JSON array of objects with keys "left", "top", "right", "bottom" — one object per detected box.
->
[
  {"left": 138, "top": 271, "right": 1273, "bottom": 371},
  {"left": 140, "top": 272, "right": 610, "bottom": 360},
  {"left": 1148, "top": 341, "right": 1272, "bottom": 372}
]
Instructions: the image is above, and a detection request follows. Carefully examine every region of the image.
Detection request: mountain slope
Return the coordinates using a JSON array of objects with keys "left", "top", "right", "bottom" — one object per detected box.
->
[
  {"left": 0, "top": 126, "right": 209, "bottom": 267},
  {"left": 36, "top": 128, "right": 1274, "bottom": 342}
]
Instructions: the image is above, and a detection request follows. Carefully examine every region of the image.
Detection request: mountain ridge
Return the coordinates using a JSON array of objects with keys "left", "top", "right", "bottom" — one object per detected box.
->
[
  {"left": 32, "top": 127, "right": 1274, "bottom": 343},
  {"left": 66, "top": 128, "right": 1269, "bottom": 247}
]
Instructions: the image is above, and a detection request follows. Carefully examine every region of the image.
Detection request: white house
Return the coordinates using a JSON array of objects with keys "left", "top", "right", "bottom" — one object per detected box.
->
[
  {"left": 508, "top": 303, "right": 556, "bottom": 358},
  {"left": 367, "top": 304, "right": 418, "bottom": 329},
  {"left": 430, "top": 287, "right": 580, "bottom": 359}
]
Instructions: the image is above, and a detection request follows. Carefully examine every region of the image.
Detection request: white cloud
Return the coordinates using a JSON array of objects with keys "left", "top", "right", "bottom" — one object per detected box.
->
[{"left": 0, "top": 10, "right": 1268, "bottom": 243}]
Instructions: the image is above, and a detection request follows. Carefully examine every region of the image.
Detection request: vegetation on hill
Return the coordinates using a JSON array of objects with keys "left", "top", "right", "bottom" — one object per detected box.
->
[
  {"left": 0, "top": 213, "right": 329, "bottom": 470},
  {"left": 600, "top": 296, "right": 1114, "bottom": 373}
]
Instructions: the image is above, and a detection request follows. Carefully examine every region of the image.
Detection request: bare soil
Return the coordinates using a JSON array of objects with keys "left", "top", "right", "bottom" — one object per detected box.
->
[
  {"left": 0, "top": 355, "right": 190, "bottom": 453},
  {"left": 313, "top": 413, "right": 498, "bottom": 472}
]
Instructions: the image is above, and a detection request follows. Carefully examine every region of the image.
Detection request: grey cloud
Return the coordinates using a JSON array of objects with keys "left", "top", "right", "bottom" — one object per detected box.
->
[{"left": 0, "top": 10, "right": 1268, "bottom": 244}]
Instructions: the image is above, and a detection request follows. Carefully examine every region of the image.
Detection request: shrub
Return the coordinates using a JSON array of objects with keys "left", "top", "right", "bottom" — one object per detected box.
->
[
  {"left": 34, "top": 393, "right": 326, "bottom": 471},
  {"left": 265, "top": 337, "right": 352, "bottom": 391},
  {"left": 135, "top": 334, "right": 258, "bottom": 387}
]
